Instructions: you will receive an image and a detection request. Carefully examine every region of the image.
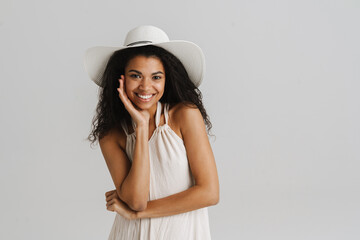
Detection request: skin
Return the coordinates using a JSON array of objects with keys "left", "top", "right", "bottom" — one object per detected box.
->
[{"left": 101, "top": 55, "right": 219, "bottom": 220}]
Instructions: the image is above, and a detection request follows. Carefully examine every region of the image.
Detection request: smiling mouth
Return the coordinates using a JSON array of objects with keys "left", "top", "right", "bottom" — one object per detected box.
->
[{"left": 135, "top": 93, "right": 156, "bottom": 101}]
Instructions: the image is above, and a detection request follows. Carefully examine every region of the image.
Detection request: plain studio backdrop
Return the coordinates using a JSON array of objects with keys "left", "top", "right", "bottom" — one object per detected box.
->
[{"left": 1, "top": 0, "right": 359, "bottom": 239}]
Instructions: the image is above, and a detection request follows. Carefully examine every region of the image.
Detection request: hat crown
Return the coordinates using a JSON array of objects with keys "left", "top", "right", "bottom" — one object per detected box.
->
[{"left": 124, "top": 25, "right": 170, "bottom": 46}]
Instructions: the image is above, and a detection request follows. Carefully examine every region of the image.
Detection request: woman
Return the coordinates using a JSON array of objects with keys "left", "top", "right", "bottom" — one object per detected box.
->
[{"left": 85, "top": 25, "right": 219, "bottom": 240}]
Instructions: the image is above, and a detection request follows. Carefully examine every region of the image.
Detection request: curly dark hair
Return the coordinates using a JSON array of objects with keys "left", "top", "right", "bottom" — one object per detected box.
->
[{"left": 87, "top": 45, "right": 212, "bottom": 147}]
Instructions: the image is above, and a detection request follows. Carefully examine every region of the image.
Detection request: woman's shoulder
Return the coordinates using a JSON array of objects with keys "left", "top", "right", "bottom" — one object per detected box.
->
[
  {"left": 99, "top": 125, "right": 127, "bottom": 151},
  {"left": 169, "top": 101, "right": 198, "bottom": 113},
  {"left": 168, "top": 102, "right": 202, "bottom": 127},
  {"left": 166, "top": 102, "right": 205, "bottom": 142}
]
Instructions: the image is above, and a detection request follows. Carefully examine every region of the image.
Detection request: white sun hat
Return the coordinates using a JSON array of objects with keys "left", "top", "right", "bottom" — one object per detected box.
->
[{"left": 84, "top": 25, "right": 205, "bottom": 87}]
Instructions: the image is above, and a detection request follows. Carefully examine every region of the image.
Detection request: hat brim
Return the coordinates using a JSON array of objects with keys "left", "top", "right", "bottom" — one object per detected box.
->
[{"left": 84, "top": 40, "right": 205, "bottom": 87}]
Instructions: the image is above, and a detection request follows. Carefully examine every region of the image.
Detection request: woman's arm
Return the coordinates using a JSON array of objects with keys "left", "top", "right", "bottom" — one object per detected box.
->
[
  {"left": 106, "top": 104, "right": 219, "bottom": 218},
  {"left": 116, "top": 76, "right": 152, "bottom": 211},
  {"left": 119, "top": 124, "right": 150, "bottom": 211},
  {"left": 135, "top": 183, "right": 218, "bottom": 219},
  {"left": 101, "top": 77, "right": 151, "bottom": 212},
  {"left": 136, "top": 104, "right": 219, "bottom": 218},
  {"left": 100, "top": 125, "right": 150, "bottom": 212},
  {"left": 105, "top": 103, "right": 219, "bottom": 219}
]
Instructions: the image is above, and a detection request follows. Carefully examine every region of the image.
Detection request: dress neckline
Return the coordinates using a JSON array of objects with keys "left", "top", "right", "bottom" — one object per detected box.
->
[{"left": 128, "top": 101, "right": 168, "bottom": 141}]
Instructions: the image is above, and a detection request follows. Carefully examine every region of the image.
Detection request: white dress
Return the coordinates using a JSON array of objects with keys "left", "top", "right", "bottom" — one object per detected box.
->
[{"left": 108, "top": 101, "right": 211, "bottom": 240}]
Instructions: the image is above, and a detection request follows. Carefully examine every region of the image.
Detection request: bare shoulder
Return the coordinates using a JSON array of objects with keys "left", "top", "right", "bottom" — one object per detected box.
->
[
  {"left": 171, "top": 102, "right": 200, "bottom": 119},
  {"left": 169, "top": 102, "right": 204, "bottom": 136},
  {"left": 99, "top": 125, "right": 127, "bottom": 151}
]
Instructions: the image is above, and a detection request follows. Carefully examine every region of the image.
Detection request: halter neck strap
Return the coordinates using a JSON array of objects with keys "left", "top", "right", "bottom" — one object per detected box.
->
[
  {"left": 164, "top": 103, "right": 169, "bottom": 124},
  {"left": 155, "top": 101, "right": 162, "bottom": 127}
]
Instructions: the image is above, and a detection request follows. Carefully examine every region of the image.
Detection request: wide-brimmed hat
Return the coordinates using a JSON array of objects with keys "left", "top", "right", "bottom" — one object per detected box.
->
[{"left": 84, "top": 25, "right": 205, "bottom": 87}]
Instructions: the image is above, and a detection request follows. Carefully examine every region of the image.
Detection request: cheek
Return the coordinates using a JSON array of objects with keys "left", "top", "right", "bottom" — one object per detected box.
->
[
  {"left": 156, "top": 82, "right": 166, "bottom": 92},
  {"left": 124, "top": 82, "right": 133, "bottom": 94}
]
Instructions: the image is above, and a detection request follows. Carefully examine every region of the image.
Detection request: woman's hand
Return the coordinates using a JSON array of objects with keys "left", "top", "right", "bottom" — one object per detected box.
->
[
  {"left": 105, "top": 189, "right": 137, "bottom": 220},
  {"left": 117, "top": 75, "right": 150, "bottom": 127}
]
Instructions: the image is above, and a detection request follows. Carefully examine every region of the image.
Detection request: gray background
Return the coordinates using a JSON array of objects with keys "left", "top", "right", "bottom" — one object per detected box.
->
[{"left": 1, "top": 0, "right": 359, "bottom": 239}]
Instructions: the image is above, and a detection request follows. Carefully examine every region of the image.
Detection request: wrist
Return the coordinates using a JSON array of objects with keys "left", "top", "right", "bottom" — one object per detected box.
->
[
  {"left": 133, "top": 211, "right": 140, "bottom": 220},
  {"left": 135, "top": 121, "right": 149, "bottom": 129},
  {"left": 135, "top": 124, "right": 149, "bottom": 137}
]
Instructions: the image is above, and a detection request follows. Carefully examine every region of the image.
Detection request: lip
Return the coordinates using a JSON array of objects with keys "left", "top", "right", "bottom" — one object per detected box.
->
[
  {"left": 135, "top": 93, "right": 156, "bottom": 102},
  {"left": 136, "top": 92, "right": 155, "bottom": 95}
]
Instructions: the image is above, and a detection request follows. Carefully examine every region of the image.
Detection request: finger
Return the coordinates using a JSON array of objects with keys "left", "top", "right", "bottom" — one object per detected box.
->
[
  {"left": 106, "top": 191, "right": 118, "bottom": 202},
  {"left": 107, "top": 203, "right": 115, "bottom": 212},
  {"left": 106, "top": 198, "right": 116, "bottom": 207},
  {"left": 117, "top": 78, "right": 124, "bottom": 98},
  {"left": 119, "top": 75, "right": 125, "bottom": 93},
  {"left": 118, "top": 78, "right": 136, "bottom": 112},
  {"left": 119, "top": 74, "right": 124, "bottom": 85},
  {"left": 118, "top": 78, "right": 130, "bottom": 104},
  {"left": 105, "top": 190, "right": 116, "bottom": 197},
  {"left": 121, "top": 75, "right": 126, "bottom": 93},
  {"left": 105, "top": 189, "right": 115, "bottom": 195}
]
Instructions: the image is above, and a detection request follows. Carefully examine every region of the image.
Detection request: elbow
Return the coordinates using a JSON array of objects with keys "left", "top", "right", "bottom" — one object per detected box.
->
[
  {"left": 117, "top": 188, "right": 148, "bottom": 211},
  {"left": 209, "top": 193, "right": 219, "bottom": 206},
  {"left": 197, "top": 184, "right": 219, "bottom": 206},
  {"left": 127, "top": 199, "right": 148, "bottom": 212},
  {"left": 206, "top": 186, "right": 219, "bottom": 206}
]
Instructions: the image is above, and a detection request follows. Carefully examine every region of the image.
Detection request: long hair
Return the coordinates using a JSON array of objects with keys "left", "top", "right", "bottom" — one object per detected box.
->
[{"left": 87, "top": 45, "right": 212, "bottom": 147}]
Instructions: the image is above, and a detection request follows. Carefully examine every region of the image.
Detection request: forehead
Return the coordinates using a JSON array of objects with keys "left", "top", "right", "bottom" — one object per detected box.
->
[{"left": 125, "top": 55, "right": 164, "bottom": 71}]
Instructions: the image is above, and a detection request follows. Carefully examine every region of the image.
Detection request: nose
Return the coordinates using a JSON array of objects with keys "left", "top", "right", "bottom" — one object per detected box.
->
[{"left": 139, "top": 77, "right": 152, "bottom": 90}]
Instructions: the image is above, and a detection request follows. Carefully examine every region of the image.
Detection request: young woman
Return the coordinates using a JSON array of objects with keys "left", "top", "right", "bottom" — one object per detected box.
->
[{"left": 85, "top": 25, "right": 219, "bottom": 240}]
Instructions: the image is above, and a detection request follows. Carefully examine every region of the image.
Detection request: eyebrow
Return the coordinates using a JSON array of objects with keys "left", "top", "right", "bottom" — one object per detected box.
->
[{"left": 128, "top": 70, "right": 164, "bottom": 75}]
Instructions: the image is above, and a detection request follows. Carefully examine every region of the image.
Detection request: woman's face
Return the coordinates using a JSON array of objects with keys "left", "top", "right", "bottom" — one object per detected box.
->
[{"left": 124, "top": 55, "right": 166, "bottom": 112}]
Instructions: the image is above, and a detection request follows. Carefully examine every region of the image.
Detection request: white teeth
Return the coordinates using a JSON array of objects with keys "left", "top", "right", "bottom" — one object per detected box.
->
[{"left": 137, "top": 93, "right": 153, "bottom": 99}]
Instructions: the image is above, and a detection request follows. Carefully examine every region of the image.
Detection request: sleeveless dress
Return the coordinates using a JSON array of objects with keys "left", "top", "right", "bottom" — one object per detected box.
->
[{"left": 108, "top": 101, "right": 211, "bottom": 240}]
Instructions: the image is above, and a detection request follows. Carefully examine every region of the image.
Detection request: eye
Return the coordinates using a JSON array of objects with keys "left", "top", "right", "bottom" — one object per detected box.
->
[
  {"left": 130, "top": 74, "right": 141, "bottom": 79},
  {"left": 153, "top": 75, "right": 162, "bottom": 80}
]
